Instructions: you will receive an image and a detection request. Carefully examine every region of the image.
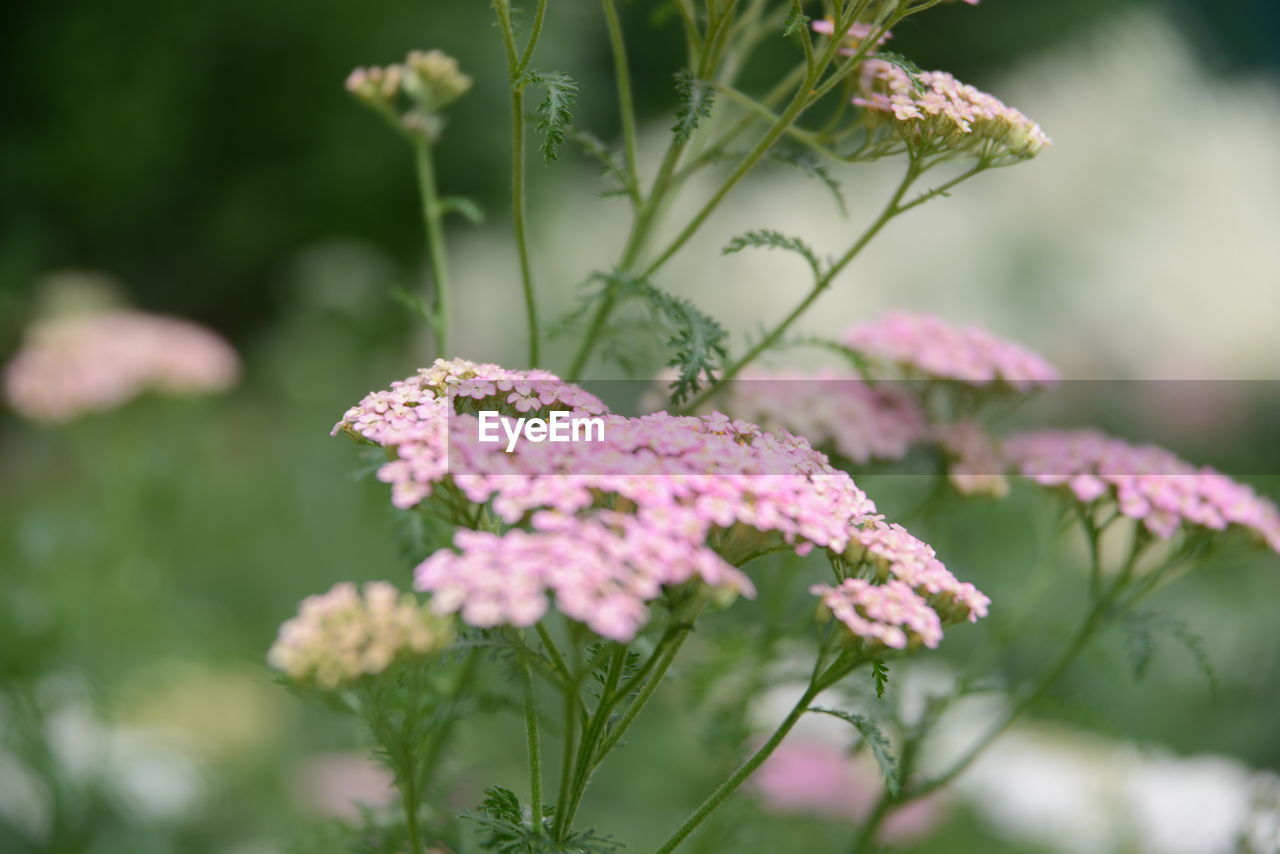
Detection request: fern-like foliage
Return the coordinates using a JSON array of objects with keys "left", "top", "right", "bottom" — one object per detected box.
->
[
  {"left": 871, "top": 660, "right": 890, "bottom": 699},
  {"left": 521, "top": 70, "right": 579, "bottom": 163},
  {"left": 672, "top": 69, "right": 714, "bottom": 145},
  {"left": 1123, "top": 609, "right": 1219, "bottom": 696},
  {"left": 465, "top": 787, "right": 621, "bottom": 854},
  {"left": 723, "top": 229, "right": 824, "bottom": 277},
  {"left": 585, "top": 271, "right": 728, "bottom": 406},
  {"left": 809, "top": 707, "right": 901, "bottom": 795},
  {"left": 587, "top": 642, "right": 642, "bottom": 689},
  {"left": 783, "top": 6, "right": 811, "bottom": 37},
  {"left": 570, "top": 129, "right": 636, "bottom": 199},
  {"left": 875, "top": 51, "right": 927, "bottom": 93},
  {"left": 768, "top": 149, "right": 847, "bottom": 215}
]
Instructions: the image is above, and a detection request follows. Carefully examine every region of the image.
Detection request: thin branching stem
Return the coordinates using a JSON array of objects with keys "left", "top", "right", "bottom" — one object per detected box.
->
[
  {"left": 414, "top": 138, "right": 452, "bottom": 356},
  {"left": 681, "top": 157, "right": 921, "bottom": 412},
  {"left": 601, "top": 0, "right": 640, "bottom": 185},
  {"left": 517, "top": 633, "right": 544, "bottom": 822},
  {"left": 494, "top": 0, "right": 544, "bottom": 365}
]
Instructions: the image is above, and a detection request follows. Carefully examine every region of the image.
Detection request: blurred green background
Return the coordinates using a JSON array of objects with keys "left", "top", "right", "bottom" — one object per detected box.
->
[{"left": 3, "top": 1, "right": 1280, "bottom": 852}]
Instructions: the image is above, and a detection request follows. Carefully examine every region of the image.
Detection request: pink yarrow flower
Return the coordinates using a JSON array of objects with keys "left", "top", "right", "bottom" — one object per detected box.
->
[
  {"left": 4, "top": 309, "right": 240, "bottom": 423},
  {"left": 753, "top": 740, "right": 943, "bottom": 841},
  {"left": 842, "top": 312, "right": 1059, "bottom": 392},
  {"left": 855, "top": 61, "right": 1049, "bottom": 159},
  {"left": 934, "top": 420, "right": 1010, "bottom": 498},
  {"left": 1004, "top": 429, "right": 1280, "bottom": 551},
  {"left": 338, "top": 360, "right": 989, "bottom": 644},
  {"left": 710, "top": 369, "right": 927, "bottom": 465}
]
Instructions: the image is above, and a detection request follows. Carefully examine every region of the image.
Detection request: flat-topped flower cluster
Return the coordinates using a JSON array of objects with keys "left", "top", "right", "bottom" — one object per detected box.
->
[
  {"left": 333, "top": 359, "right": 989, "bottom": 647},
  {"left": 699, "top": 313, "right": 1055, "bottom": 485},
  {"left": 5, "top": 309, "right": 240, "bottom": 423},
  {"left": 1005, "top": 429, "right": 1280, "bottom": 550},
  {"left": 713, "top": 370, "right": 927, "bottom": 465},
  {"left": 811, "top": 8, "right": 1046, "bottom": 162},
  {"left": 843, "top": 311, "right": 1060, "bottom": 391},
  {"left": 855, "top": 60, "right": 1050, "bottom": 160}
]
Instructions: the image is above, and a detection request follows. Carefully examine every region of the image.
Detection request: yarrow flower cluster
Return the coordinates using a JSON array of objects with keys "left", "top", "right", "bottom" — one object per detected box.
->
[
  {"left": 712, "top": 369, "right": 927, "bottom": 464},
  {"left": 267, "top": 581, "right": 452, "bottom": 690},
  {"left": 334, "top": 357, "right": 607, "bottom": 509},
  {"left": 934, "top": 420, "right": 1010, "bottom": 498},
  {"left": 855, "top": 59, "right": 1050, "bottom": 160},
  {"left": 4, "top": 309, "right": 240, "bottom": 423},
  {"left": 842, "top": 312, "right": 1060, "bottom": 392},
  {"left": 346, "top": 49, "right": 472, "bottom": 139},
  {"left": 1004, "top": 430, "right": 1280, "bottom": 550},
  {"left": 335, "top": 360, "right": 988, "bottom": 644},
  {"left": 417, "top": 512, "right": 752, "bottom": 642},
  {"left": 848, "top": 519, "right": 991, "bottom": 628},
  {"left": 811, "top": 579, "right": 944, "bottom": 650}
]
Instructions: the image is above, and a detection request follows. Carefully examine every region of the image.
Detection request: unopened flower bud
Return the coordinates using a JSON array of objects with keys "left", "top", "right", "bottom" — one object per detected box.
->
[{"left": 404, "top": 49, "right": 472, "bottom": 113}]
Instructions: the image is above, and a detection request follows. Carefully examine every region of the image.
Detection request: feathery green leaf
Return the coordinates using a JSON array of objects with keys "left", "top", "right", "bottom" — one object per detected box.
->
[
  {"left": 876, "top": 51, "right": 928, "bottom": 93},
  {"left": 1124, "top": 610, "right": 1219, "bottom": 696},
  {"left": 809, "top": 707, "right": 900, "bottom": 795},
  {"left": 723, "top": 229, "right": 824, "bottom": 277},
  {"left": 768, "top": 149, "right": 848, "bottom": 215},
  {"left": 522, "top": 70, "right": 579, "bottom": 163},
  {"left": 587, "top": 271, "right": 728, "bottom": 406},
  {"left": 673, "top": 69, "right": 714, "bottom": 145},
  {"left": 872, "top": 660, "right": 890, "bottom": 699},
  {"left": 783, "top": 7, "right": 811, "bottom": 37}
]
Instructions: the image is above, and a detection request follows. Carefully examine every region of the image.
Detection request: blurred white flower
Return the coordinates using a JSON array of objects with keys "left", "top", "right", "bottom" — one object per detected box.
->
[
  {"left": 42, "top": 684, "right": 204, "bottom": 821},
  {"left": 0, "top": 749, "right": 51, "bottom": 842}
]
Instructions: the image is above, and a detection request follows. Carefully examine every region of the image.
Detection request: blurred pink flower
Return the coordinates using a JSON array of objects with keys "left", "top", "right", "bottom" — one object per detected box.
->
[
  {"left": 292, "top": 752, "right": 396, "bottom": 820},
  {"left": 1005, "top": 429, "right": 1280, "bottom": 551},
  {"left": 843, "top": 312, "right": 1058, "bottom": 391},
  {"left": 934, "top": 420, "right": 1010, "bottom": 498},
  {"left": 717, "top": 370, "right": 928, "bottom": 465},
  {"left": 4, "top": 309, "right": 239, "bottom": 423},
  {"left": 753, "top": 740, "right": 942, "bottom": 842}
]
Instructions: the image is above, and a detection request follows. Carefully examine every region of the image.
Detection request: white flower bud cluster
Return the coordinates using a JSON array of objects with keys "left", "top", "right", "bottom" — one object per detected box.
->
[
  {"left": 345, "top": 49, "right": 471, "bottom": 140},
  {"left": 268, "top": 581, "right": 452, "bottom": 690}
]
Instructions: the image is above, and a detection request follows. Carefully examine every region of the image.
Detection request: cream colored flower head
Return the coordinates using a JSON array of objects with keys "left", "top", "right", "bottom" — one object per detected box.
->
[{"left": 268, "top": 581, "right": 453, "bottom": 690}]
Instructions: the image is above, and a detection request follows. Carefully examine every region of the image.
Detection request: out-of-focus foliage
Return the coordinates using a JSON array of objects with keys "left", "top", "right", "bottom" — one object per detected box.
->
[{"left": 0, "top": 0, "right": 1213, "bottom": 346}]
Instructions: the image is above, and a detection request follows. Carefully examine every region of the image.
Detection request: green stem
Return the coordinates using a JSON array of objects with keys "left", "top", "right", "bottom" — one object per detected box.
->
[
  {"left": 416, "top": 658, "right": 470, "bottom": 790},
  {"left": 681, "top": 159, "right": 921, "bottom": 412},
  {"left": 558, "top": 644, "right": 629, "bottom": 833},
  {"left": 494, "top": 0, "right": 542, "bottom": 365},
  {"left": 849, "top": 525, "right": 1152, "bottom": 851},
  {"left": 848, "top": 794, "right": 892, "bottom": 854},
  {"left": 518, "top": 0, "right": 551, "bottom": 73},
  {"left": 401, "top": 769, "right": 425, "bottom": 854},
  {"left": 653, "top": 683, "right": 821, "bottom": 854},
  {"left": 600, "top": 0, "right": 640, "bottom": 187},
  {"left": 414, "top": 139, "right": 452, "bottom": 357},
  {"left": 592, "top": 616, "right": 696, "bottom": 761},
  {"left": 518, "top": 635, "right": 544, "bottom": 823},
  {"left": 553, "top": 631, "right": 585, "bottom": 839},
  {"left": 910, "top": 530, "right": 1148, "bottom": 801}
]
